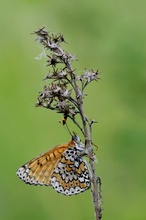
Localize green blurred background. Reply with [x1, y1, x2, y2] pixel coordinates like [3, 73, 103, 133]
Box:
[1, 0, 146, 219]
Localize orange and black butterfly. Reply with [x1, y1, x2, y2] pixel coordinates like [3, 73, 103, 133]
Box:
[16, 134, 91, 196]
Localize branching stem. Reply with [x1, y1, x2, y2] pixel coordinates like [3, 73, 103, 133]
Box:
[33, 27, 102, 220]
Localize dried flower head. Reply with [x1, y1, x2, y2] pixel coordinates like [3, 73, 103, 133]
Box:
[34, 27, 100, 130]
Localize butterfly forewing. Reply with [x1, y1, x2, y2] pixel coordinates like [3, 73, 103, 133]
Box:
[16, 144, 70, 186]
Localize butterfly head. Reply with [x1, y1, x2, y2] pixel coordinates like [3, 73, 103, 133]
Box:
[72, 133, 80, 142]
[72, 133, 85, 153]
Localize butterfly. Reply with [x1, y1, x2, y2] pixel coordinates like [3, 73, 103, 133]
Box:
[16, 134, 91, 196]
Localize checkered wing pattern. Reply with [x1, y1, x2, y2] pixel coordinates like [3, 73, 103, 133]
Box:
[51, 146, 91, 195]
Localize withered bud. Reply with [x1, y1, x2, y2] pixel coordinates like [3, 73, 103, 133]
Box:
[76, 69, 99, 82]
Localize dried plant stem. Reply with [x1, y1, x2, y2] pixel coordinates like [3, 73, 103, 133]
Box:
[33, 27, 102, 220]
[63, 57, 101, 220]
[75, 91, 100, 220]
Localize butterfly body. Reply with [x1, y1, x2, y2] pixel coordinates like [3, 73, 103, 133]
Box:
[16, 135, 91, 195]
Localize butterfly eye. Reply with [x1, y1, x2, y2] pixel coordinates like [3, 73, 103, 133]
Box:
[72, 133, 80, 143]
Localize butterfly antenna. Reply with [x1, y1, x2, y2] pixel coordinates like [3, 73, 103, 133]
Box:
[59, 112, 73, 138]
[59, 120, 72, 137]
[65, 122, 72, 137]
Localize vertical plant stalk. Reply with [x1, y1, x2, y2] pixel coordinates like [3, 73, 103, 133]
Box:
[67, 63, 101, 219]
[33, 27, 102, 220]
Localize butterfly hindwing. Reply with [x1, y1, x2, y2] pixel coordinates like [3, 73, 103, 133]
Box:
[50, 146, 91, 195]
